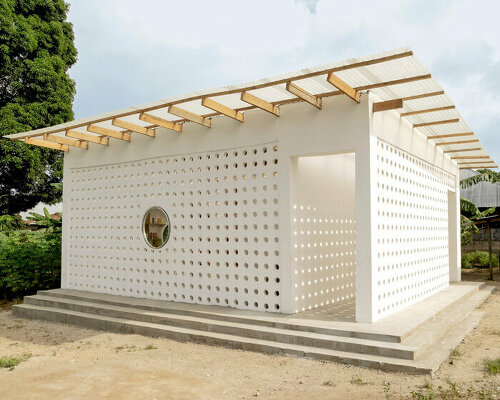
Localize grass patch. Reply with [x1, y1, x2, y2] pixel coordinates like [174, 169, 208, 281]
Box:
[483, 357, 500, 375]
[143, 344, 157, 350]
[0, 353, 32, 370]
[322, 380, 335, 387]
[410, 379, 497, 400]
[115, 345, 136, 352]
[350, 377, 370, 386]
[448, 347, 463, 364]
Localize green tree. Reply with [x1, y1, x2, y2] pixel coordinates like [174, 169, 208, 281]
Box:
[0, 0, 77, 214]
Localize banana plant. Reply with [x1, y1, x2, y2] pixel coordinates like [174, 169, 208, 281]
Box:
[27, 207, 62, 232]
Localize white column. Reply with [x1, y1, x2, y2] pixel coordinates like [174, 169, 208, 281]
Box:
[449, 174, 461, 282]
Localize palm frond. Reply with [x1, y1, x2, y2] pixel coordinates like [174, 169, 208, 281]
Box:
[460, 169, 500, 188]
[460, 197, 480, 215]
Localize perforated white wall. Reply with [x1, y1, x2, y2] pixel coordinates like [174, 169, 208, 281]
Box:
[374, 139, 455, 319]
[291, 154, 356, 313]
[66, 142, 282, 312]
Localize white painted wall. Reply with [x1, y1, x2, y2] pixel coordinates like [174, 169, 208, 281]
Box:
[290, 153, 356, 313]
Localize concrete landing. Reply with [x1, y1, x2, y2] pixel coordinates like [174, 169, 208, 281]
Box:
[12, 282, 495, 374]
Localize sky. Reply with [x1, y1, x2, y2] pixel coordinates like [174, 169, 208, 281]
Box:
[67, 0, 499, 169]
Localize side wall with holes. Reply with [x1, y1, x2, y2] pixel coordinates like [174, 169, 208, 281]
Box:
[368, 92, 461, 322]
[61, 94, 373, 315]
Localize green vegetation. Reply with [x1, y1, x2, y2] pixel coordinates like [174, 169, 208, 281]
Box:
[322, 380, 335, 386]
[0, 353, 32, 370]
[461, 251, 499, 269]
[483, 357, 500, 375]
[448, 347, 462, 364]
[349, 377, 371, 385]
[0, 229, 61, 299]
[410, 379, 496, 400]
[143, 344, 157, 350]
[0, 0, 77, 214]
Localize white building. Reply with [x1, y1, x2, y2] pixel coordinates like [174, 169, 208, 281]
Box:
[7, 48, 496, 323]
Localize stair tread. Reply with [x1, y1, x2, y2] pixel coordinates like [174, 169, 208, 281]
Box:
[25, 295, 417, 352]
[13, 303, 423, 368]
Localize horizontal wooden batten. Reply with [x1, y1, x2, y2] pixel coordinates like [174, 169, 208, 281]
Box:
[87, 124, 131, 141]
[427, 132, 474, 140]
[241, 92, 279, 116]
[443, 148, 481, 153]
[66, 130, 109, 146]
[139, 113, 182, 133]
[201, 98, 244, 122]
[112, 119, 155, 137]
[44, 134, 88, 149]
[168, 106, 211, 127]
[326, 73, 360, 102]
[25, 137, 68, 151]
[373, 98, 403, 112]
[414, 118, 459, 128]
[459, 165, 498, 169]
[286, 82, 322, 109]
[457, 161, 496, 165]
[401, 105, 455, 116]
[434, 139, 479, 146]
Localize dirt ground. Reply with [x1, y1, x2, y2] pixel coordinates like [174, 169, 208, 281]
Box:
[0, 292, 498, 399]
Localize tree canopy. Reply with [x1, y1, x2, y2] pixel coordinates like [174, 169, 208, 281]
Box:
[0, 0, 77, 214]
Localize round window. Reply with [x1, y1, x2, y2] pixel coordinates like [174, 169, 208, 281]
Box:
[142, 207, 170, 248]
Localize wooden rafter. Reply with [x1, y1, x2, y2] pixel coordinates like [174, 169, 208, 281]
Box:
[401, 90, 445, 101]
[168, 106, 211, 127]
[25, 137, 68, 151]
[66, 130, 109, 146]
[240, 92, 279, 116]
[139, 112, 182, 133]
[44, 134, 88, 149]
[87, 124, 131, 141]
[459, 165, 498, 169]
[201, 98, 244, 122]
[457, 161, 496, 165]
[326, 73, 360, 102]
[443, 148, 481, 153]
[286, 82, 322, 109]
[427, 132, 474, 140]
[112, 118, 155, 137]
[434, 139, 479, 146]
[414, 118, 459, 128]
[451, 156, 490, 160]
[373, 99, 403, 112]
[401, 105, 455, 116]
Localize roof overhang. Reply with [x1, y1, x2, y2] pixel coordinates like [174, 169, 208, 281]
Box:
[5, 47, 496, 169]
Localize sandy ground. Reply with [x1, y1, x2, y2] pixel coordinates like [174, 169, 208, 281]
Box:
[0, 293, 498, 399]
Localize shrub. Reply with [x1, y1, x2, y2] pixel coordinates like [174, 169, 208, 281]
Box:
[0, 230, 61, 300]
[461, 251, 499, 269]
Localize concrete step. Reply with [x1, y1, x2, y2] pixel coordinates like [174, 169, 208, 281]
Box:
[36, 289, 402, 343]
[22, 294, 417, 360]
[12, 303, 431, 374]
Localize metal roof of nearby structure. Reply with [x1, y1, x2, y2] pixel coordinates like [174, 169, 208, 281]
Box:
[460, 169, 500, 208]
[5, 47, 497, 169]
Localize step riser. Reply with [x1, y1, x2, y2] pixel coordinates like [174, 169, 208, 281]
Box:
[12, 305, 428, 374]
[36, 290, 401, 343]
[23, 297, 414, 360]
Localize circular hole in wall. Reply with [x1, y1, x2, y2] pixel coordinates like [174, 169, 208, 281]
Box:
[142, 206, 171, 249]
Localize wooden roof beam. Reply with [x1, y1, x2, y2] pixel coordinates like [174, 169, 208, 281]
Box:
[427, 132, 474, 140]
[44, 134, 88, 149]
[451, 156, 491, 160]
[401, 105, 455, 116]
[443, 148, 481, 153]
[457, 161, 496, 165]
[286, 82, 322, 109]
[201, 98, 244, 122]
[373, 99, 403, 112]
[168, 105, 211, 127]
[434, 139, 479, 146]
[139, 112, 182, 133]
[414, 118, 459, 128]
[66, 130, 109, 146]
[241, 92, 279, 116]
[87, 124, 131, 141]
[401, 90, 445, 101]
[460, 165, 498, 169]
[25, 137, 68, 151]
[326, 73, 360, 102]
[112, 118, 155, 137]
